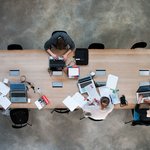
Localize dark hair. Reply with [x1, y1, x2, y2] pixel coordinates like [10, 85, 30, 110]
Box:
[56, 37, 65, 50]
[100, 96, 110, 109]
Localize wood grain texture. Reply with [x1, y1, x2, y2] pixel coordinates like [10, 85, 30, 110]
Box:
[0, 49, 149, 109]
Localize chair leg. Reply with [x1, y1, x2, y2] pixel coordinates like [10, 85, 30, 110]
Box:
[80, 116, 85, 120]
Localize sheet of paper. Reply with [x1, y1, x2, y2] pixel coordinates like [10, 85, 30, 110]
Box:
[72, 92, 87, 108]
[106, 74, 118, 90]
[85, 84, 100, 101]
[0, 96, 11, 110]
[63, 96, 78, 111]
[0, 82, 10, 96]
[98, 86, 111, 97]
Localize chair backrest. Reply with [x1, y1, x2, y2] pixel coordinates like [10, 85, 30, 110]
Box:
[88, 43, 105, 49]
[132, 104, 150, 126]
[51, 108, 70, 114]
[52, 31, 67, 36]
[7, 44, 23, 50]
[88, 117, 103, 121]
[10, 108, 29, 128]
[131, 42, 147, 49]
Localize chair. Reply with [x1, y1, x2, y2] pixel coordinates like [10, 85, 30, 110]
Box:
[125, 104, 150, 126]
[7, 44, 23, 50]
[88, 43, 105, 49]
[10, 108, 32, 128]
[52, 31, 67, 36]
[130, 42, 147, 49]
[51, 108, 70, 114]
[80, 112, 103, 121]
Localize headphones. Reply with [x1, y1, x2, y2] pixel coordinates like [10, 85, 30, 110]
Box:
[20, 75, 35, 93]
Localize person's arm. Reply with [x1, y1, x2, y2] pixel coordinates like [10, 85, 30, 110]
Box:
[62, 49, 73, 61]
[47, 49, 58, 59]
[44, 37, 58, 59]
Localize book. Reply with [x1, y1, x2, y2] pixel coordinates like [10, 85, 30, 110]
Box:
[67, 65, 80, 79]
[35, 95, 50, 110]
[63, 92, 87, 111]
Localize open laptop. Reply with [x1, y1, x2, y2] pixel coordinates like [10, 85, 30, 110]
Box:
[9, 83, 28, 103]
[77, 76, 95, 94]
[49, 56, 66, 71]
[136, 85, 150, 103]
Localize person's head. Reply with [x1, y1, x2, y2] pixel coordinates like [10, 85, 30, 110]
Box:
[100, 96, 110, 110]
[56, 37, 65, 50]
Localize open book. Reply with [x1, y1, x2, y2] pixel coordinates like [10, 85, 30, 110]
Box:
[63, 92, 87, 111]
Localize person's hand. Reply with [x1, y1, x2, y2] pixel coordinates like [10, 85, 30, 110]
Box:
[144, 99, 150, 104]
[51, 53, 58, 59]
[62, 54, 68, 61]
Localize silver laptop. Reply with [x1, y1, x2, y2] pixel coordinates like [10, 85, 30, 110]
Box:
[77, 76, 95, 94]
[136, 85, 150, 103]
[10, 83, 28, 103]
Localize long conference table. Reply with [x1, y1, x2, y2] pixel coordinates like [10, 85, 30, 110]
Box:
[0, 49, 150, 109]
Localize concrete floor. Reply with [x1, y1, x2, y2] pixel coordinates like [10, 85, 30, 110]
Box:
[0, 0, 150, 150]
[0, 109, 150, 150]
[0, 0, 150, 49]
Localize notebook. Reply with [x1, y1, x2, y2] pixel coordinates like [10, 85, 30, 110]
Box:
[9, 83, 28, 103]
[77, 76, 95, 94]
[49, 56, 66, 71]
[136, 85, 150, 104]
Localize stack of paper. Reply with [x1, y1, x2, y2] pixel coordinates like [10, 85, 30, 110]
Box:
[63, 92, 87, 111]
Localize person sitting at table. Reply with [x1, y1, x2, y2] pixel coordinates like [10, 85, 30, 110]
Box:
[82, 96, 114, 120]
[44, 31, 75, 61]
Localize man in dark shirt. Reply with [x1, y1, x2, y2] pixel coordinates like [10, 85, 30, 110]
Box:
[44, 31, 75, 60]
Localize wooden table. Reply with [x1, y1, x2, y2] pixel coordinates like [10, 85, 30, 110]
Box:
[0, 49, 149, 109]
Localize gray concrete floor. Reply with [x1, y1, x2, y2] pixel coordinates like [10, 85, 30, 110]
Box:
[0, 109, 150, 150]
[0, 0, 150, 49]
[0, 0, 150, 150]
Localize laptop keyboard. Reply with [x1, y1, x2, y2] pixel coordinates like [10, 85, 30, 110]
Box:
[80, 81, 92, 88]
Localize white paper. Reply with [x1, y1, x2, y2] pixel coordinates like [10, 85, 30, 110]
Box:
[0, 82, 10, 96]
[35, 100, 43, 110]
[99, 86, 111, 97]
[85, 84, 100, 101]
[63, 96, 78, 111]
[68, 68, 79, 77]
[106, 74, 118, 90]
[72, 92, 87, 108]
[63, 92, 87, 111]
[110, 93, 120, 104]
[0, 96, 11, 110]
